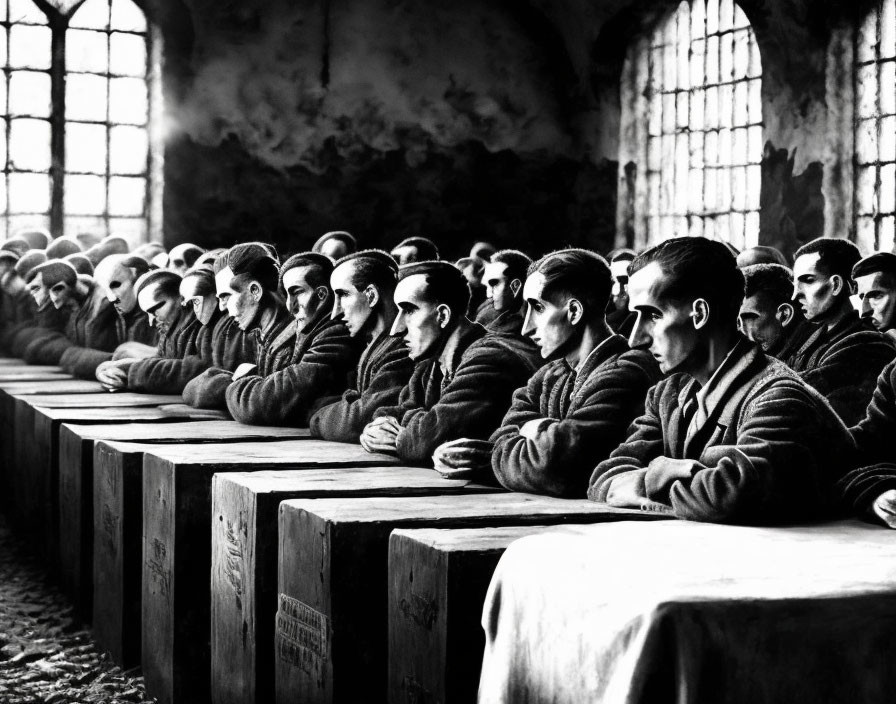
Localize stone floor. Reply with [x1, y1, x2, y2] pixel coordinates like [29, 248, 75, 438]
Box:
[0, 516, 153, 703]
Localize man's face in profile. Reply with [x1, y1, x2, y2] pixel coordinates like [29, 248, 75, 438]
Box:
[610, 259, 631, 313]
[627, 262, 700, 375]
[26, 272, 51, 311]
[391, 245, 420, 266]
[792, 253, 838, 323]
[856, 271, 896, 332]
[391, 274, 445, 361]
[739, 293, 790, 352]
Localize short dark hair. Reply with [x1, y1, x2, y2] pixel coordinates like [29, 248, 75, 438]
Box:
[227, 243, 281, 291]
[15, 250, 47, 279]
[86, 236, 129, 265]
[182, 268, 216, 297]
[63, 253, 94, 276]
[1, 238, 29, 258]
[192, 248, 227, 273]
[527, 248, 612, 316]
[470, 241, 496, 262]
[631, 237, 744, 324]
[794, 237, 861, 284]
[17, 228, 50, 250]
[490, 249, 532, 283]
[169, 243, 205, 269]
[280, 252, 333, 291]
[313, 231, 356, 254]
[455, 257, 484, 275]
[609, 248, 637, 264]
[394, 237, 439, 261]
[852, 252, 896, 287]
[742, 263, 794, 306]
[736, 245, 788, 268]
[136, 269, 182, 299]
[46, 236, 82, 260]
[27, 260, 77, 288]
[399, 261, 470, 321]
[335, 249, 398, 294]
[121, 255, 151, 279]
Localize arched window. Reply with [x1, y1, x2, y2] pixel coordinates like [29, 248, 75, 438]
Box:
[622, 0, 762, 249]
[855, 0, 896, 252]
[0, 0, 159, 243]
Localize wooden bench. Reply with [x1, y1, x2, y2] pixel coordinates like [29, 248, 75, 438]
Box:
[53, 421, 309, 627]
[211, 469, 499, 704]
[275, 495, 666, 704]
[388, 526, 580, 704]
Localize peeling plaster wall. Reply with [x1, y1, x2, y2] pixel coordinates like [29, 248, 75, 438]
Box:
[149, 0, 618, 256]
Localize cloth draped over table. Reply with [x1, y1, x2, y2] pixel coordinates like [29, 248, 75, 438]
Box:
[478, 520, 896, 704]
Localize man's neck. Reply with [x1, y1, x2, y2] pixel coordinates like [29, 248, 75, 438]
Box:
[366, 305, 395, 343]
[563, 319, 613, 369]
[820, 298, 855, 333]
[689, 328, 740, 386]
[72, 280, 90, 306]
[438, 318, 474, 370]
[256, 295, 279, 333]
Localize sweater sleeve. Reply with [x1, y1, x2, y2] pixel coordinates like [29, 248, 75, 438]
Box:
[125, 354, 209, 394]
[849, 359, 896, 466]
[394, 345, 533, 465]
[59, 346, 114, 379]
[309, 344, 414, 442]
[182, 367, 233, 409]
[492, 359, 653, 498]
[836, 463, 896, 523]
[22, 330, 72, 365]
[665, 382, 852, 524]
[225, 325, 356, 426]
[587, 381, 666, 502]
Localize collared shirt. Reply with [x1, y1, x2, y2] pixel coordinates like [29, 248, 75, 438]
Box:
[685, 339, 748, 446]
[573, 335, 618, 376]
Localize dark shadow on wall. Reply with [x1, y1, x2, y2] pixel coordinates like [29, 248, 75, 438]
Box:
[163, 134, 618, 258]
[760, 142, 825, 261]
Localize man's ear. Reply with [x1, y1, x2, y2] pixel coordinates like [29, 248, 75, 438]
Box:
[315, 286, 328, 301]
[776, 302, 795, 327]
[829, 274, 853, 297]
[566, 298, 584, 326]
[363, 284, 380, 308]
[248, 281, 262, 300]
[436, 303, 452, 329]
[509, 279, 522, 297]
[691, 299, 710, 330]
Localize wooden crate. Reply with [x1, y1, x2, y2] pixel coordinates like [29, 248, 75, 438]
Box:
[388, 526, 584, 704]
[211, 469, 499, 704]
[57, 421, 309, 624]
[141, 441, 401, 704]
[275, 495, 665, 704]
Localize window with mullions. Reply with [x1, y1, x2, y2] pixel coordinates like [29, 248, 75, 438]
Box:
[632, 0, 762, 248]
[855, 0, 896, 253]
[0, 0, 157, 242]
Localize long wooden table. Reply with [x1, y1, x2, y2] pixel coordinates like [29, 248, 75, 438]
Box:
[275, 495, 667, 704]
[139, 440, 402, 704]
[211, 469, 500, 704]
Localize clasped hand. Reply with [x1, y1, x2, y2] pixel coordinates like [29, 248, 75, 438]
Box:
[360, 416, 401, 453]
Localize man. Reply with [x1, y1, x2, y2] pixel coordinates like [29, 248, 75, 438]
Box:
[10, 251, 71, 360]
[93, 254, 158, 357]
[64, 253, 94, 276]
[22, 260, 119, 376]
[224, 252, 359, 425]
[739, 264, 814, 361]
[18, 228, 50, 251]
[390, 236, 439, 265]
[456, 256, 487, 317]
[309, 250, 415, 441]
[312, 231, 357, 261]
[588, 237, 854, 525]
[606, 249, 636, 336]
[788, 237, 896, 425]
[476, 249, 532, 334]
[45, 236, 82, 260]
[183, 243, 293, 409]
[361, 261, 541, 465]
[167, 243, 205, 276]
[85, 235, 129, 266]
[470, 241, 496, 263]
[853, 252, 896, 338]
[439, 249, 660, 497]
[0, 250, 45, 355]
[95, 270, 202, 391]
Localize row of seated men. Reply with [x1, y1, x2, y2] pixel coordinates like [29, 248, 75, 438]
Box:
[2, 228, 896, 530]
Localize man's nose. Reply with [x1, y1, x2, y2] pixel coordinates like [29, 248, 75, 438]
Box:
[791, 285, 801, 302]
[148, 313, 156, 328]
[330, 297, 342, 321]
[521, 306, 535, 337]
[390, 311, 407, 336]
[860, 297, 872, 317]
[629, 315, 651, 349]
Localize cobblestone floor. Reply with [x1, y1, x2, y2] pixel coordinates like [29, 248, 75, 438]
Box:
[0, 515, 153, 703]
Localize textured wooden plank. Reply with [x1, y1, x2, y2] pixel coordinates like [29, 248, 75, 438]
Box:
[275, 495, 666, 704]
[23, 392, 184, 408]
[157, 404, 231, 421]
[388, 527, 570, 704]
[0, 380, 104, 395]
[71, 421, 310, 443]
[211, 470, 499, 704]
[141, 441, 401, 704]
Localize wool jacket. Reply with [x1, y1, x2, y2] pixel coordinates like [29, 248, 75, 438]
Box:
[766, 318, 815, 365]
[225, 306, 359, 426]
[15, 305, 70, 362]
[123, 307, 204, 393]
[309, 330, 415, 442]
[490, 336, 661, 498]
[785, 310, 896, 426]
[850, 357, 896, 466]
[182, 300, 291, 410]
[588, 338, 855, 525]
[474, 300, 499, 327]
[54, 281, 121, 378]
[376, 323, 543, 465]
[486, 307, 525, 336]
[116, 306, 157, 348]
[162, 313, 257, 399]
